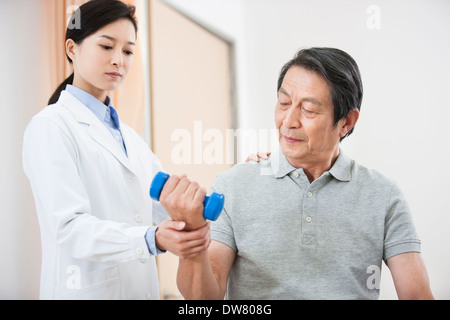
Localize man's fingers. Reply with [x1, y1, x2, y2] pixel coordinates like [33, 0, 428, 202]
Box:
[193, 187, 207, 207]
[159, 175, 181, 199]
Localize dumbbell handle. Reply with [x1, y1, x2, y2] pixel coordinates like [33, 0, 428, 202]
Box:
[149, 172, 224, 221]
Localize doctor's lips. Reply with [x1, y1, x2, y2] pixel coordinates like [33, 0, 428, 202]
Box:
[106, 72, 122, 79]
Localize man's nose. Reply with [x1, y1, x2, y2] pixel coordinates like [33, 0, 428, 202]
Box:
[283, 106, 301, 128]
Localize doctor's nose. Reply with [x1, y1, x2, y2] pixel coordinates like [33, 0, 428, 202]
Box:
[111, 49, 124, 68]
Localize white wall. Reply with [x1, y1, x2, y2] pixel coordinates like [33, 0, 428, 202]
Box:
[0, 0, 44, 299]
[165, 0, 450, 299]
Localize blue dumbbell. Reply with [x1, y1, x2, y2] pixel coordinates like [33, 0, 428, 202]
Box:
[149, 172, 224, 221]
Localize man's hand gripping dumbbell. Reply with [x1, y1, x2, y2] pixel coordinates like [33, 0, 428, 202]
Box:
[150, 172, 224, 231]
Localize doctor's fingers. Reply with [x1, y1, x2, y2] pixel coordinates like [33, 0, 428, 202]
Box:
[177, 230, 211, 259]
[174, 221, 210, 242]
[180, 237, 212, 260]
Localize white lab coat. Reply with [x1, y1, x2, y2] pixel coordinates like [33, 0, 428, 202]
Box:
[22, 90, 169, 300]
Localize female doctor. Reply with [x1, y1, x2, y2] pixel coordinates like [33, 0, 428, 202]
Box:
[22, 0, 210, 300]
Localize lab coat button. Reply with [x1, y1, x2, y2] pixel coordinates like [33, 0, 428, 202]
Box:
[146, 293, 152, 300]
[136, 247, 144, 255]
[139, 258, 147, 264]
[134, 214, 143, 223]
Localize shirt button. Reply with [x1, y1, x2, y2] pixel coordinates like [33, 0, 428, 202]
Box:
[306, 216, 312, 223]
[293, 172, 299, 178]
[308, 192, 313, 198]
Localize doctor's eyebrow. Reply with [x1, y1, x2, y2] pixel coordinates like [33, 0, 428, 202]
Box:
[98, 35, 135, 46]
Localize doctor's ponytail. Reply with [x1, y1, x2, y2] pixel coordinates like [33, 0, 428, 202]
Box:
[48, 73, 74, 105]
[47, 0, 137, 105]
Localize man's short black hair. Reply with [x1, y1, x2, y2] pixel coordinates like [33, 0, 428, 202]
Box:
[277, 47, 363, 141]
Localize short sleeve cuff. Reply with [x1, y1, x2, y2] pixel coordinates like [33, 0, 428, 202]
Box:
[211, 228, 237, 252]
[383, 240, 421, 261]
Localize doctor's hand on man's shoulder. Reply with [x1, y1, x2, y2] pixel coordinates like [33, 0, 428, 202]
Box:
[155, 220, 211, 259]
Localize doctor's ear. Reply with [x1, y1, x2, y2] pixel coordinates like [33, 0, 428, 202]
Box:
[65, 39, 77, 64]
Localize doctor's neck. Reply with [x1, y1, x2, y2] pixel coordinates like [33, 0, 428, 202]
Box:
[72, 76, 109, 105]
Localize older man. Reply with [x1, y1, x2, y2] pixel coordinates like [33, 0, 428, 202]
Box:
[160, 48, 433, 299]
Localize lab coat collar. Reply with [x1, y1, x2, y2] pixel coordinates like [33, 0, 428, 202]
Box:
[58, 90, 136, 175]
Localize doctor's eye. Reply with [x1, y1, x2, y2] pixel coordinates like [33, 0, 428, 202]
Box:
[100, 45, 113, 50]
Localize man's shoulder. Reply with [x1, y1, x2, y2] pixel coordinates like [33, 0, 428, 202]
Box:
[213, 158, 274, 192]
[351, 158, 395, 189]
[218, 159, 272, 180]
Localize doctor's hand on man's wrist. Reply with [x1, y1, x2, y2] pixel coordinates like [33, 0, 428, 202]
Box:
[154, 220, 211, 259]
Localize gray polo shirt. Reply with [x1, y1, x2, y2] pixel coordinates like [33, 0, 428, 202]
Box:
[210, 149, 421, 300]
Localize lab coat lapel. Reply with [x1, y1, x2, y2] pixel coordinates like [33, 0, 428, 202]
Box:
[59, 91, 136, 175]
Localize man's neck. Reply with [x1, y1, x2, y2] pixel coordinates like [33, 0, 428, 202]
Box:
[287, 146, 340, 183]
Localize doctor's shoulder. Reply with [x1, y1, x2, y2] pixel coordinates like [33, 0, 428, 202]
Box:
[24, 101, 77, 145]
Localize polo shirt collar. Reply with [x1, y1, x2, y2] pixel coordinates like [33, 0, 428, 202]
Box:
[273, 148, 297, 179]
[272, 147, 352, 182]
[328, 150, 352, 182]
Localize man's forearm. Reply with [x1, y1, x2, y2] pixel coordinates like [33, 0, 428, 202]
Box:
[177, 251, 222, 300]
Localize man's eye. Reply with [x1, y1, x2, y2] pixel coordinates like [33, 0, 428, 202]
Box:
[302, 108, 315, 115]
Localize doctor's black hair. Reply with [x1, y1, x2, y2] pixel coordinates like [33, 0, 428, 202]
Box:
[48, 0, 138, 105]
[277, 47, 363, 141]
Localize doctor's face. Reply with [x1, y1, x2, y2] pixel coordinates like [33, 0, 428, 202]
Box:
[66, 19, 136, 101]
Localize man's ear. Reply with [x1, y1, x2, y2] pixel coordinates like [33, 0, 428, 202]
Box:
[339, 109, 360, 138]
[65, 39, 76, 63]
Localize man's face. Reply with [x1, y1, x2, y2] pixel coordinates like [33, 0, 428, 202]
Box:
[275, 66, 343, 166]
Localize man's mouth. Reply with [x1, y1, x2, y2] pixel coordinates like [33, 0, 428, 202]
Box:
[282, 135, 303, 143]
